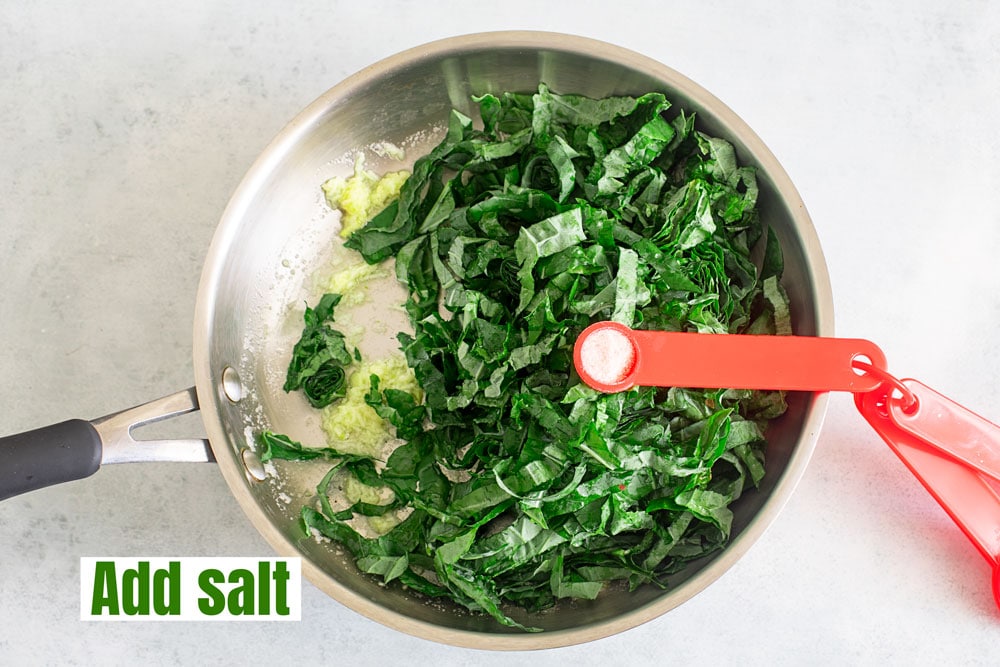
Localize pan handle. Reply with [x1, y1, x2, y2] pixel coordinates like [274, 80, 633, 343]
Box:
[0, 388, 214, 501]
[0, 419, 102, 501]
[92, 388, 214, 464]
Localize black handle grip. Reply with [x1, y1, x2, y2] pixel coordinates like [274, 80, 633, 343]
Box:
[0, 419, 102, 501]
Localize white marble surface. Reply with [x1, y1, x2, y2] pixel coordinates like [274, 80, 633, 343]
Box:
[2, 1, 999, 664]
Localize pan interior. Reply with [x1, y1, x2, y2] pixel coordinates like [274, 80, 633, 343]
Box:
[193, 32, 832, 648]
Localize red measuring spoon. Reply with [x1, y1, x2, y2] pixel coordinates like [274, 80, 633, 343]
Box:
[573, 321, 1000, 613]
[573, 320, 887, 394]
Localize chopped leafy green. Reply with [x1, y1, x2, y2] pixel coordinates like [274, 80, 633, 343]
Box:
[257, 430, 369, 464]
[293, 84, 790, 630]
[363, 374, 427, 441]
[283, 293, 355, 408]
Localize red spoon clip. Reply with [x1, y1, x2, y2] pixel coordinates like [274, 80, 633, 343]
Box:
[574, 321, 1000, 612]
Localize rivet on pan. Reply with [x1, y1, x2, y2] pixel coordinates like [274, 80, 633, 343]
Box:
[221, 366, 243, 403]
[241, 448, 267, 482]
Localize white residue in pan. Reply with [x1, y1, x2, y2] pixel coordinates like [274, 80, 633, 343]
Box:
[233, 124, 448, 535]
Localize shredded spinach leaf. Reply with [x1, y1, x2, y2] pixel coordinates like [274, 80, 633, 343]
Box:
[294, 84, 790, 630]
[283, 293, 355, 408]
[257, 431, 369, 464]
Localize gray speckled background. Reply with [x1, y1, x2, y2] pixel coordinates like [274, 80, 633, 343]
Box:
[3, 1, 1000, 664]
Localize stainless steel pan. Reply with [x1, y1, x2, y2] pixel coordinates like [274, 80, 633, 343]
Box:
[0, 31, 832, 649]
